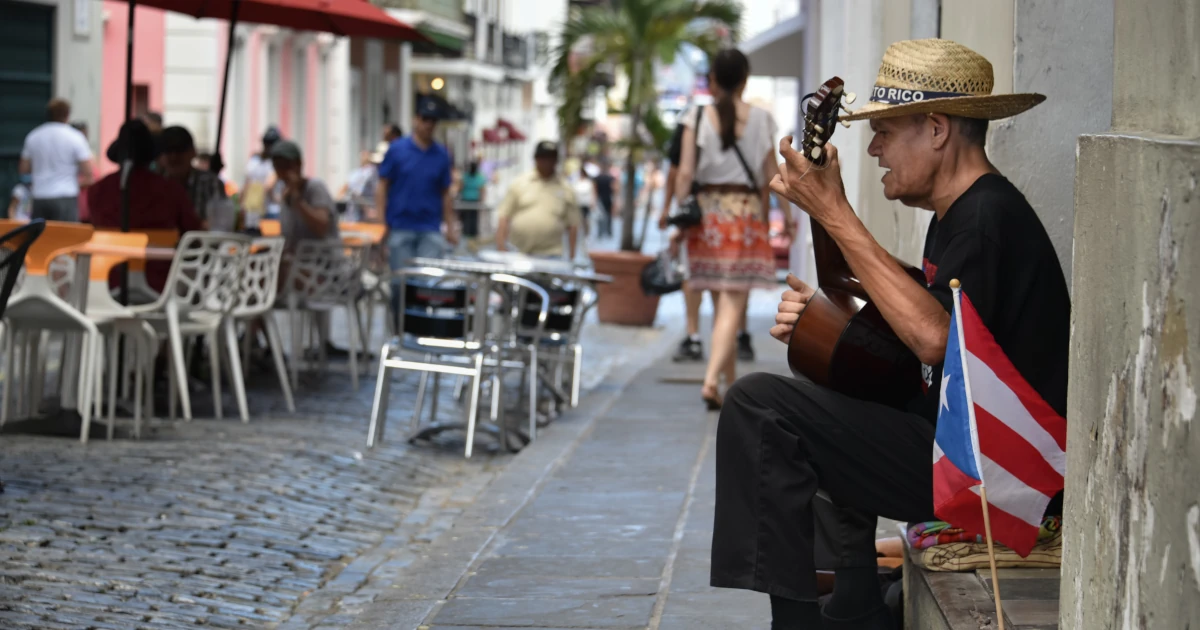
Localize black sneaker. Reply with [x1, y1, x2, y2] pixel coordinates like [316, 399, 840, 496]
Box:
[672, 337, 704, 362]
[737, 331, 755, 362]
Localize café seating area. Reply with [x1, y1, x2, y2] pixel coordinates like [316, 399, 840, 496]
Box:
[0, 219, 610, 458]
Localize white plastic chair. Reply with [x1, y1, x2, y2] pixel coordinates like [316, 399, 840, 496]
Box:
[279, 239, 368, 391]
[0, 221, 102, 442]
[127, 232, 252, 422]
[232, 237, 294, 413]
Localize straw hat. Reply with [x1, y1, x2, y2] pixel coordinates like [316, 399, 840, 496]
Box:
[842, 39, 1045, 122]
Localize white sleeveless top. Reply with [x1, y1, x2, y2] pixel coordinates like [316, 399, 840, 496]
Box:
[685, 104, 778, 188]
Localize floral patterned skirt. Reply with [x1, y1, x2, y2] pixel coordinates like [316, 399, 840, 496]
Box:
[685, 190, 777, 292]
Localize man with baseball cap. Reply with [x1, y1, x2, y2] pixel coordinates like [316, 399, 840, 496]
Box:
[710, 39, 1070, 629]
[377, 96, 459, 328]
[269, 139, 338, 247]
[494, 141, 580, 260]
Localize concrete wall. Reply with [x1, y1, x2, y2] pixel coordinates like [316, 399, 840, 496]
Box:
[989, 0, 1114, 284]
[1061, 1, 1200, 627]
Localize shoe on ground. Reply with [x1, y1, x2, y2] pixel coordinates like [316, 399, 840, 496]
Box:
[673, 337, 704, 362]
[737, 331, 755, 362]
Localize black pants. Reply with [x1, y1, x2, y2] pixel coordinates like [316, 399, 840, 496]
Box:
[710, 372, 937, 601]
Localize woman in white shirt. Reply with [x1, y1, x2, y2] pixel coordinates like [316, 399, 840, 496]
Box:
[675, 49, 782, 409]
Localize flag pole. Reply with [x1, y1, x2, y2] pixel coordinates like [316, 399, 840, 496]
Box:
[979, 486, 1006, 629]
[950, 278, 1005, 629]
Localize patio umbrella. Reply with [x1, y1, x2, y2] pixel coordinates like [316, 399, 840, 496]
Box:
[112, 0, 425, 233]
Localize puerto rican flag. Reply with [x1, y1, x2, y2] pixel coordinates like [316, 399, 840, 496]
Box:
[933, 286, 1068, 557]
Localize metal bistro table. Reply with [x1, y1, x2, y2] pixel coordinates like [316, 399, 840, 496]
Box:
[403, 255, 612, 449]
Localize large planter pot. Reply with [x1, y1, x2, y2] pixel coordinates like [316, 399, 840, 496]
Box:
[589, 250, 660, 327]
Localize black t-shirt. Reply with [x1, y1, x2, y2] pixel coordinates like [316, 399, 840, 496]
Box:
[913, 173, 1071, 423]
[593, 173, 615, 209]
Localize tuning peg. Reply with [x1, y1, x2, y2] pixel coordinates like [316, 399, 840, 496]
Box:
[815, 137, 826, 146]
[839, 119, 851, 129]
[843, 91, 857, 104]
[810, 146, 823, 161]
[813, 124, 825, 134]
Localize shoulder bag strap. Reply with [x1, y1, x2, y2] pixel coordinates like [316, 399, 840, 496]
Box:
[730, 140, 758, 190]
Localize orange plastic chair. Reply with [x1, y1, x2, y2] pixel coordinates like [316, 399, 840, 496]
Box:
[259, 219, 282, 237]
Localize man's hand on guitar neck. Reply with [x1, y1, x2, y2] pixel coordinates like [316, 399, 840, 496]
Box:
[770, 137, 853, 229]
[771, 273, 816, 344]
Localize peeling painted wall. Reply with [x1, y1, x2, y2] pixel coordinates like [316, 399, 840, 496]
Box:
[1063, 133, 1200, 629]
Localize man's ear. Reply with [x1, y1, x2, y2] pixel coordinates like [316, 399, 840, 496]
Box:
[928, 113, 952, 150]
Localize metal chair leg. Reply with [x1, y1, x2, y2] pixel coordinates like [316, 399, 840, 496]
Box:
[412, 356, 431, 433]
[463, 353, 485, 459]
[367, 344, 392, 448]
[571, 343, 583, 408]
[528, 344, 538, 442]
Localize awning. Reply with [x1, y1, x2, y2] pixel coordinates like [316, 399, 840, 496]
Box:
[741, 13, 805, 78]
[124, 0, 427, 42]
[482, 129, 502, 144]
[496, 119, 526, 142]
[408, 57, 507, 84]
[418, 27, 464, 51]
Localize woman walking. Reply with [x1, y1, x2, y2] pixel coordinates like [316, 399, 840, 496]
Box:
[675, 48, 781, 409]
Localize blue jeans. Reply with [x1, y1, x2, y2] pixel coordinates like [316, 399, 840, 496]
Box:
[387, 229, 448, 271]
[387, 229, 448, 333]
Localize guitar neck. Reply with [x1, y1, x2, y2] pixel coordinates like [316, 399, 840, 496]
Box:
[810, 219, 861, 294]
[810, 218, 927, 291]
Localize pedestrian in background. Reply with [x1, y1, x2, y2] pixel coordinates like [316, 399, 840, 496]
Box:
[19, 98, 93, 222]
[495, 141, 579, 260]
[160, 126, 229, 227]
[674, 48, 781, 409]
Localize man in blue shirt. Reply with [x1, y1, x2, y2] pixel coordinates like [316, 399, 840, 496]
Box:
[378, 96, 459, 266]
[378, 96, 459, 331]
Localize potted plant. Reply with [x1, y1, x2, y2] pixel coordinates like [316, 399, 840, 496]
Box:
[551, 0, 741, 326]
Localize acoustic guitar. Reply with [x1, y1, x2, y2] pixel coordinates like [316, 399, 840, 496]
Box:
[785, 77, 926, 408]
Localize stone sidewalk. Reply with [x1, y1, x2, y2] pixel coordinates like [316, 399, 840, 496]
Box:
[349, 320, 788, 630]
[0, 304, 682, 630]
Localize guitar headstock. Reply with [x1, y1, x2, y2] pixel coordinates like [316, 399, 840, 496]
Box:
[801, 77, 856, 166]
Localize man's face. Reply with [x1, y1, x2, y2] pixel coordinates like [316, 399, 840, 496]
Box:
[162, 148, 195, 179]
[535, 156, 557, 178]
[413, 116, 437, 141]
[867, 114, 939, 205]
[382, 125, 397, 143]
[272, 157, 301, 183]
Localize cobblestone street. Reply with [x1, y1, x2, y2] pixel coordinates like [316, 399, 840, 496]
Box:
[0, 306, 681, 630]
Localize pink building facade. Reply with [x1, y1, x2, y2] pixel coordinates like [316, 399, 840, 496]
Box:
[99, 10, 361, 189]
[99, 2, 165, 175]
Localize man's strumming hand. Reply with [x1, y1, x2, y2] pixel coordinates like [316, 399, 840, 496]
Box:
[770, 137, 852, 228]
[770, 273, 816, 344]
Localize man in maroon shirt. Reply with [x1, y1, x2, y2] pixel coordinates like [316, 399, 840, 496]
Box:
[89, 119, 205, 290]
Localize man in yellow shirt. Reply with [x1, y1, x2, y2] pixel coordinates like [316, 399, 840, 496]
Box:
[495, 141, 580, 259]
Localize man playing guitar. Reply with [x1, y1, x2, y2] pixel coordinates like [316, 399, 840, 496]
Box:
[709, 39, 1071, 629]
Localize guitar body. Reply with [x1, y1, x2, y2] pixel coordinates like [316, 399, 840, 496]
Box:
[786, 270, 926, 409]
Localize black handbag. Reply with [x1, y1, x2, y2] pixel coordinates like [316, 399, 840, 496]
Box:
[666, 106, 706, 229]
[668, 106, 761, 228]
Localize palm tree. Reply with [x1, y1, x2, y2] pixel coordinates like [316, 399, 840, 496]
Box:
[551, 0, 742, 252]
